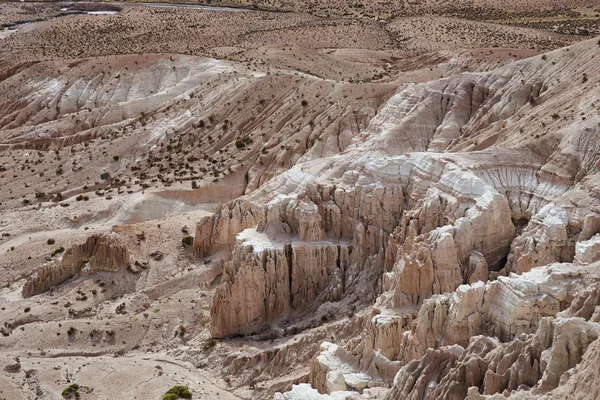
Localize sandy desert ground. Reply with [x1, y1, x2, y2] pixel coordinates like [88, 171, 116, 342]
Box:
[2, 1, 600, 399]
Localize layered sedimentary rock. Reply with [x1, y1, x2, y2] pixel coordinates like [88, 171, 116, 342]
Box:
[210, 226, 351, 338]
[188, 38, 600, 399]
[388, 316, 600, 400]
[22, 234, 130, 297]
[307, 263, 598, 397]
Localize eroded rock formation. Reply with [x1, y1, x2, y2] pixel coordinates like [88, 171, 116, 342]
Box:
[22, 234, 130, 297]
[193, 37, 600, 399]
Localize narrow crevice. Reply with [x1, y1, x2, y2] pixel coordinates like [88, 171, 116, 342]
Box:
[284, 243, 293, 310]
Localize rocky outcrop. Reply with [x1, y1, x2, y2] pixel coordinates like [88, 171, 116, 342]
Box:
[307, 263, 599, 398]
[193, 200, 262, 260]
[22, 234, 130, 297]
[388, 316, 600, 400]
[212, 38, 600, 399]
[210, 226, 351, 338]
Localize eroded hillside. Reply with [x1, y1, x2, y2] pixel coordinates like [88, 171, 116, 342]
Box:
[1, 2, 600, 400]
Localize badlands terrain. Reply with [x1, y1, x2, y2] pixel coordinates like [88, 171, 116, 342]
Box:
[2, 0, 600, 399]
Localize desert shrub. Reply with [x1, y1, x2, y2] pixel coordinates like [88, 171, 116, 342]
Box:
[113, 155, 120, 162]
[163, 386, 192, 399]
[51, 247, 65, 257]
[182, 236, 194, 246]
[235, 136, 252, 149]
[61, 384, 79, 399]
[47, 238, 55, 245]
[67, 327, 76, 336]
[203, 338, 217, 350]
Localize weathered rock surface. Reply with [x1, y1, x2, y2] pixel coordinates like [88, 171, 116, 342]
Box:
[22, 234, 130, 297]
[199, 37, 600, 400]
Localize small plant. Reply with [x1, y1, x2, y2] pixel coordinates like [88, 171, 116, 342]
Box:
[301, 99, 308, 107]
[178, 325, 186, 337]
[67, 327, 76, 336]
[61, 383, 79, 399]
[182, 235, 194, 246]
[541, 54, 547, 61]
[112, 155, 120, 162]
[235, 135, 252, 149]
[203, 338, 217, 351]
[162, 386, 192, 400]
[47, 238, 55, 245]
[51, 247, 65, 257]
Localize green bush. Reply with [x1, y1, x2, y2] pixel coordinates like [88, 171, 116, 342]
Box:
[51, 247, 65, 257]
[182, 236, 194, 246]
[61, 384, 80, 399]
[113, 155, 120, 162]
[47, 238, 55, 245]
[163, 386, 192, 399]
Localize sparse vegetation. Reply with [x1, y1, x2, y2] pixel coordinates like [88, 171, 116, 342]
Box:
[51, 247, 65, 257]
[61, 384, 80, 399]
[182, 235, 194, 246]
[203, 338, 217, 350]
[162, 386, 192, 400]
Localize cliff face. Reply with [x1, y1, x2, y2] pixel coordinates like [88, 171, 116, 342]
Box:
[22, 234, 130, 297]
